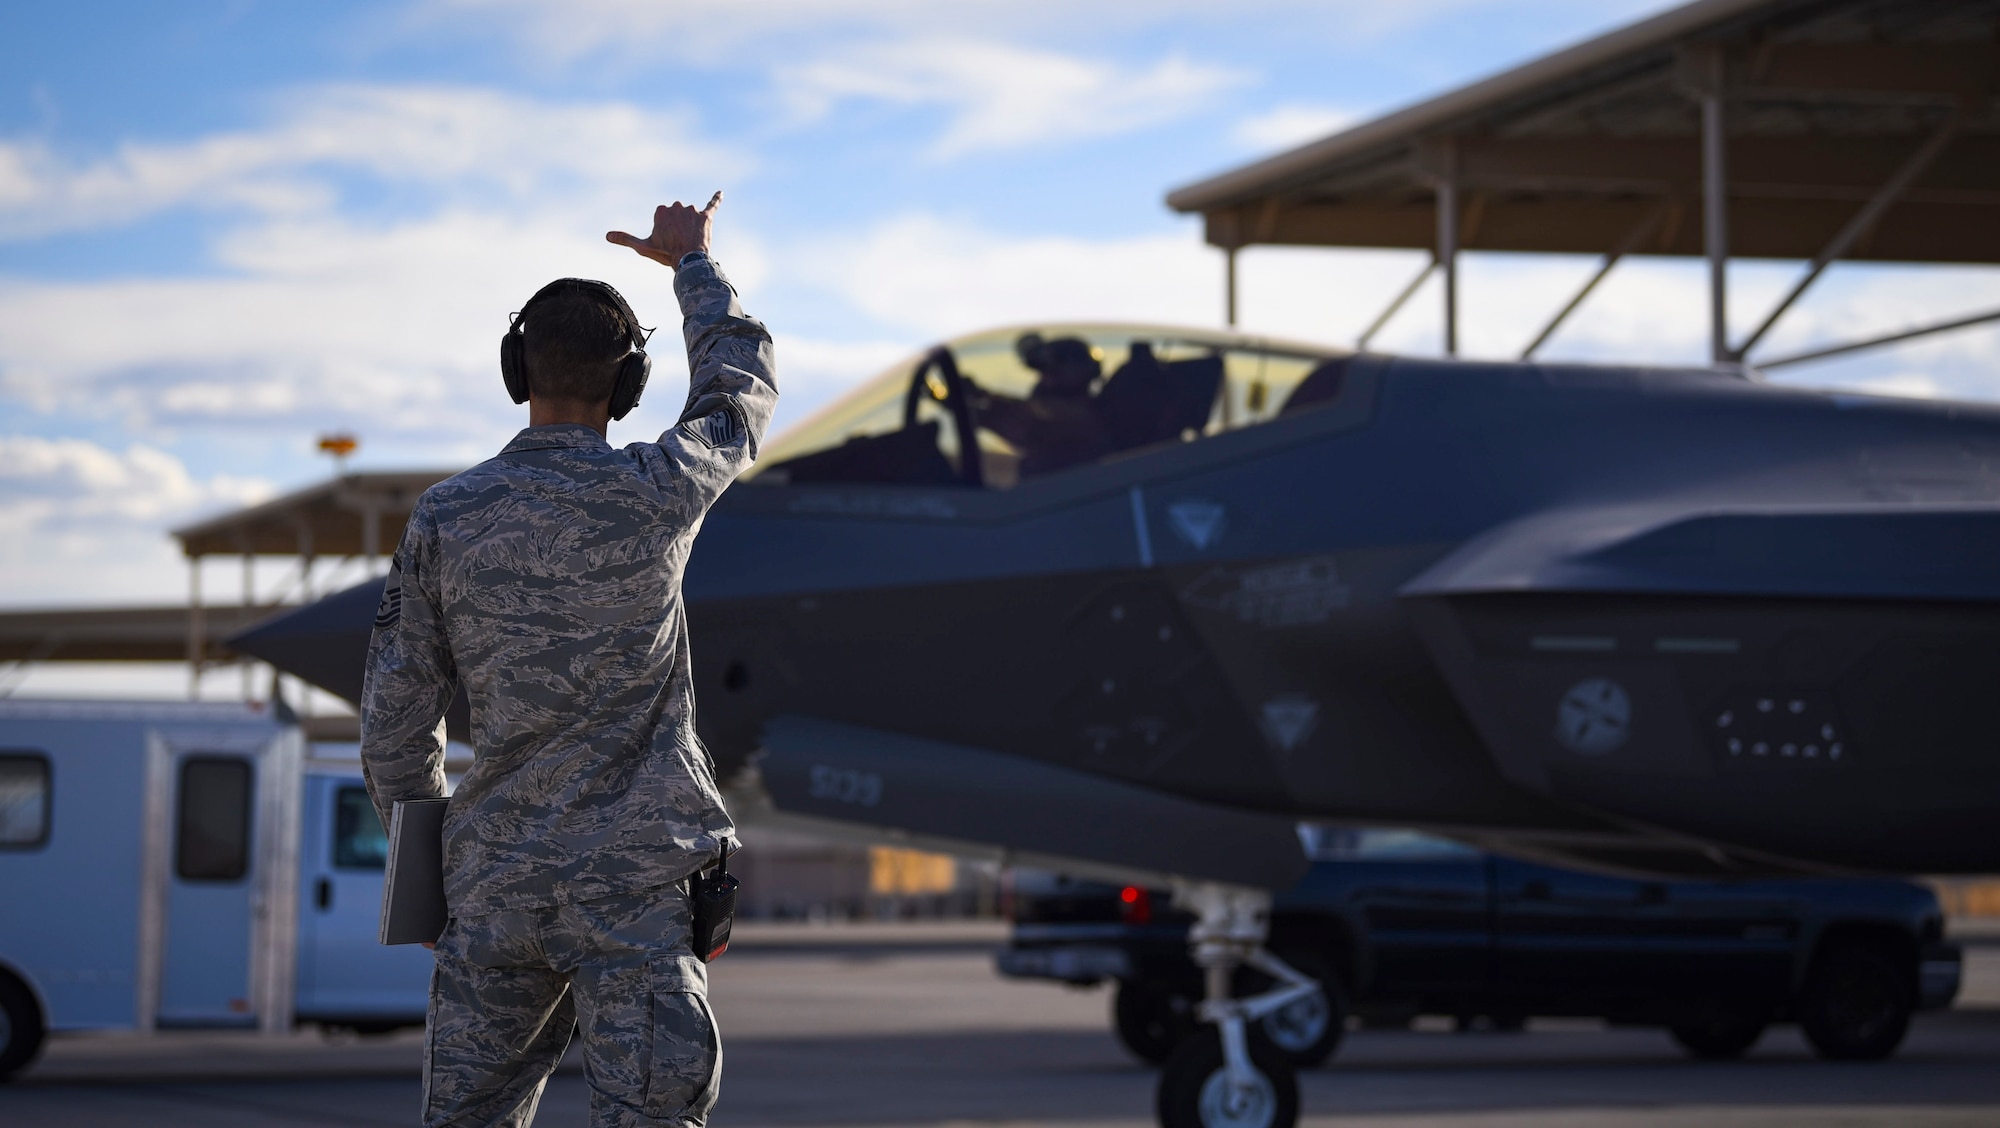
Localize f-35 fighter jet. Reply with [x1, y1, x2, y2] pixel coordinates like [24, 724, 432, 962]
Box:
[238, 321, 2000, 884]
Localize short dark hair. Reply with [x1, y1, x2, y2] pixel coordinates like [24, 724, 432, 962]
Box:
[521, 286, 633, 402]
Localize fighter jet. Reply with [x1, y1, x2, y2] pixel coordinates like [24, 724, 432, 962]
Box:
[237, 320, 2000, 881]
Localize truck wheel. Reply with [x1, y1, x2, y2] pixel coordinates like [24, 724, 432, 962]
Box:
[1799, 942, 1913, 1061]
[0, 973, 46, 1081]
[1669, 1002, 1766, 1060]
[1116, 978, 1199, 1065]
[1156, 1026, 1298, 1128]
[1254, 956, 1346, 1068]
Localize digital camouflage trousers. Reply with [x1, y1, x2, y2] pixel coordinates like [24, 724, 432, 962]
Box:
[423, 884, 721, 1128]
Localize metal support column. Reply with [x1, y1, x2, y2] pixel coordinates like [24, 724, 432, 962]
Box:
[187, 555, 204, 700]
[294, 524, 315, 604]
[1700, 48, 1729, 365]
[242, 552, 255, 700]
[1225, 246, 1239, 328]
[1436, 137, 1460, 357]
[294, 524, 314, 718]
[1736, 112, 1963, 359]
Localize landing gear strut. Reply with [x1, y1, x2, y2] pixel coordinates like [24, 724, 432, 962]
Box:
[1155, 883, 1311, 1128]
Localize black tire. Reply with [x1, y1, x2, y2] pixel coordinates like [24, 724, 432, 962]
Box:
[1798, 942, 1913, 1062]
[1115, 978, 1200, 1065]
[1250, 953, 1346, 1068]
[1156, 1026, 1299, 1128]
[0, 973, 46, 1081]
[1669, 1002, 1767, 1060]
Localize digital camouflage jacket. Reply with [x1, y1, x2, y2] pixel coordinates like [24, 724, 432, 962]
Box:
[360, 255, 776, 916]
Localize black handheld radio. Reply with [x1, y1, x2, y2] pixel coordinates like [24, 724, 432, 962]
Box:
[690, 843, 740, 963]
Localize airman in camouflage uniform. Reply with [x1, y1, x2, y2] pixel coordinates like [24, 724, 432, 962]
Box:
[361, 194, 774, 1127]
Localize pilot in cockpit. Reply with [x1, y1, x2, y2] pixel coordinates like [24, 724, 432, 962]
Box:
[965, 333, 1111, 478]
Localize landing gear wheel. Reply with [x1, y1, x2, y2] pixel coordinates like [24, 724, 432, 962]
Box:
[1799, 943, 1913, 1061]
[1116, 978, 1200, 1065]
[1245, 954, 1345, 1068]
[0, 974, 46, 1080]
[1156, 1027, 1298, 1128]
[1669, 1002, 1767, 1060]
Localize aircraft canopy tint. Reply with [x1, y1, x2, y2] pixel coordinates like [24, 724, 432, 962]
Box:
[749, 324, 1346, 489]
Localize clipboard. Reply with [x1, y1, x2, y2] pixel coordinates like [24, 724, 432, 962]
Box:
[378, 797, 450, 945]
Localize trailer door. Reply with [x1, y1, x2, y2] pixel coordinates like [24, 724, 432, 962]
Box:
[157, 754, 258, 1025]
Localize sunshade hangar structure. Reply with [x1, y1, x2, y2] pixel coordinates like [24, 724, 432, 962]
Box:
[1170, 0, 2000, 369]
[0, 471, 448, 735]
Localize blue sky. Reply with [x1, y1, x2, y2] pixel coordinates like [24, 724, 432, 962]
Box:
[4, 0, 2000, 627]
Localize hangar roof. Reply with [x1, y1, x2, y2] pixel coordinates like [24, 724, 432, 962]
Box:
[0, 603, 284, 664]
[172, 469, 455, 558]
[1167, 0, 2000, 263]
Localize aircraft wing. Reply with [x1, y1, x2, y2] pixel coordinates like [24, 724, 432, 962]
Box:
[1404, 503, 2000, 602]
[1403, 503, 2000, 873]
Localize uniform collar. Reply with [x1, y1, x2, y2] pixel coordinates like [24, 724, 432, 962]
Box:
[500, 423, 613, 455]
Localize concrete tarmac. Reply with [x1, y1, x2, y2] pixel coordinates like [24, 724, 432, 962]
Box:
[5, 920, 1999, 1127]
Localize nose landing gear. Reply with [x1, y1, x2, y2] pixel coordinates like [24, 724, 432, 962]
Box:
[1155, 883, 1312, 1128]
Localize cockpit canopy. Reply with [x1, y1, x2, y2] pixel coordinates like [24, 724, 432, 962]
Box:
[750, 323, 1348, 489]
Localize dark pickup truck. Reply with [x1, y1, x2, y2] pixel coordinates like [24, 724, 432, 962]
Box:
[998, 829, 1960, 1068]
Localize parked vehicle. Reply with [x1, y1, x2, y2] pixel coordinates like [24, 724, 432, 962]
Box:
[295, 764, 435, 1033]
[0, 701, 431, 1079]
[999, 829, 1961, 1068]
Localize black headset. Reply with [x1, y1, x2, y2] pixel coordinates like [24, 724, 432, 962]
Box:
[500, 278, 653, 421]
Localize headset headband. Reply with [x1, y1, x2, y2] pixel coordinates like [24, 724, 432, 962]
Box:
[510, 277, 652, 352]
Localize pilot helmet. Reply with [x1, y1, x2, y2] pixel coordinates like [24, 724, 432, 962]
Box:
[1016, 333, 1102, 389]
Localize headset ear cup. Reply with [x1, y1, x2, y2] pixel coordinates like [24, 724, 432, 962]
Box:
[608, 351, 651, 420]
[501, 332, 530, 404]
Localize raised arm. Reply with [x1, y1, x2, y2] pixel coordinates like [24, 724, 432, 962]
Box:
[607, 194, 778, 509]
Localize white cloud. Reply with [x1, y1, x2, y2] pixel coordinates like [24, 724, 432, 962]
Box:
[0, 83, 752, 457]
[0, 436, 269, 523]
[778, 40, 1245, 158]
[1232, 103, 1361, 152]
[0, 436, 273, 604]
[795, 213, 1224, 339]
[0, 212, 691, 451]
[0, 84, 745, 241]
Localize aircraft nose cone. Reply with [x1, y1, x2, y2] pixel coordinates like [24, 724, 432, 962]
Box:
[228, 576, 386, 708]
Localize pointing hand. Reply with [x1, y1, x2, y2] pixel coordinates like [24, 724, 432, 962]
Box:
[607, 192, 722, 270]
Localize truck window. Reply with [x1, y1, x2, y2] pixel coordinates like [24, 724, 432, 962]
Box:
[333, 785, 389, 869]
[0, 752, 50, 848]
[176, 756, 252, 882]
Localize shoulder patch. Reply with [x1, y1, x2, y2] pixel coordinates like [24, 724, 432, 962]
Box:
[374, 555, 404, 630]
[679, 405, 743, 449]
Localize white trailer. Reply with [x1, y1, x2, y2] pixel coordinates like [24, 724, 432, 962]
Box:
[0, 700, 431, 1078]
